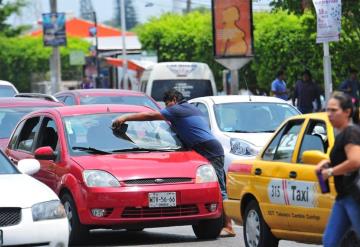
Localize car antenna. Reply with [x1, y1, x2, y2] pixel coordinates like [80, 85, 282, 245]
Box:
[242, 71, 252, 102]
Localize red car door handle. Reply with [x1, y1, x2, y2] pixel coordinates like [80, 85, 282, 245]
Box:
[9, 157, 18, 164]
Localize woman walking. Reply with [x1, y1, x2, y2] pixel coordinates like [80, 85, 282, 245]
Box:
[316, 91, 360, 246]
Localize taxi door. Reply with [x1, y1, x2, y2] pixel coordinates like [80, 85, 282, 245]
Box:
[283, 119, 336, 234]
[253, 119, 307, 231]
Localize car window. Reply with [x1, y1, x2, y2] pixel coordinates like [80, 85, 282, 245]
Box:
[35, 117, 59, 151]
[0, 85, 17, 97]
[16, 117, 41, 152]
[194, 102, 211, 128]
[8, 120, 25, 150]
[0, 151, 18, 174]
[297, 120, 328, 163]
[214, 102, 299, 133]
[263, 119, 304, 162]
[79, 95, 160, 110]
[56, 96, 65, 103]
[64, 96, 75, 105]
[63, 113, 183, 156]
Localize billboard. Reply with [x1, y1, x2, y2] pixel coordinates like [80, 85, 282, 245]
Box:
[42, 12, 67, 47]
[212, 0, 254, 58]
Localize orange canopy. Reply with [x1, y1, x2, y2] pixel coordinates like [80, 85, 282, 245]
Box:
[105, 57, 144, 72]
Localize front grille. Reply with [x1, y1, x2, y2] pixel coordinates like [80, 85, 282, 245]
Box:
[122, 205, 199, 218]
[124, 178, 192, 185]
[0, 208, 21, 227]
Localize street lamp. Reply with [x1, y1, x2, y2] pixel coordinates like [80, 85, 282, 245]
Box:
[87, 11, 101, 88]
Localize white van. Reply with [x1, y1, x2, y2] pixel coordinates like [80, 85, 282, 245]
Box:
[140, 62, 217, 102]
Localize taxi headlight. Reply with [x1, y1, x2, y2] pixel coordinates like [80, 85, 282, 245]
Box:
[196, 165, 218, 183]
[230, 138, 258, 156]
[32, 200, 66, 221]
[83, 170, 120, 187]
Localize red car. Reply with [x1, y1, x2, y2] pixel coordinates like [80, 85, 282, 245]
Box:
[54, 89, 161, 110]
[5, 105, 223, 244]
[0, 97, 63, 150]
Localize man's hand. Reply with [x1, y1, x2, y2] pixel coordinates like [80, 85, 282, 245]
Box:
[112, 116, 127, 129]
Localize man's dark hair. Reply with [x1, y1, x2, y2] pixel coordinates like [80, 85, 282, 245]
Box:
[276, 69, 285, 78]
[302, 69, 312, 78]
[163, 89, 184, 102]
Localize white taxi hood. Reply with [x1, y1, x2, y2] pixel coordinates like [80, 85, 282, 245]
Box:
[0, 174, 59, 208]
[223, 132, 273, 147]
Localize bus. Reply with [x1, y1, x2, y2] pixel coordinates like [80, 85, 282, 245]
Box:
[140, 62, 217, 103]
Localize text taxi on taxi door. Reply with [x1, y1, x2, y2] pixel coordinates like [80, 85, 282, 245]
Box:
[224, 112, 343, 247]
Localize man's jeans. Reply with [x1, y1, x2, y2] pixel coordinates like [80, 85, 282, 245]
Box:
[208, 155, 227, 200]
[323, 195, 360, 247]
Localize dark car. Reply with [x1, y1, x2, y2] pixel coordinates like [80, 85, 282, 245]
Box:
[0, 97, 64, 150]
[54, 89, 161, 110]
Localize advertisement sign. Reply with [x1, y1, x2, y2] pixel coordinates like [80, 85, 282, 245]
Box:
[42, 12, 67, 46]
[69, 51, 85, 65]
[312, 0, 341, 43]
[212, 0, 254, 58]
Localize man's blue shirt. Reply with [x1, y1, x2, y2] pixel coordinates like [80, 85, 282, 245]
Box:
[271, 78, 288, 100]
[160, 101, 223, 158]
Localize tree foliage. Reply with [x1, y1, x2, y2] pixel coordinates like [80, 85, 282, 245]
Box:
[136, 11, 224, 89]
[0, 0, 27, 37]
[0, 37, 90, 92]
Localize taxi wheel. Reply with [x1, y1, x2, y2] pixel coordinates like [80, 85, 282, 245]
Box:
[244, 200, 278, 247]
[192, 214, 223, 239]
[61, 193, 90, 244]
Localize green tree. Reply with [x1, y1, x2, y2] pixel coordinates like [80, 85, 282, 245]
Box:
[136, 11, 225, 90]
[0, 36, 90, 92]
[0, 0, 27, 36]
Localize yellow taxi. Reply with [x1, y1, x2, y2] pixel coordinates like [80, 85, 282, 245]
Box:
[224, 112, 338, 246]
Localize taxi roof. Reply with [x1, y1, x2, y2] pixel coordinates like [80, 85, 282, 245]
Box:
[0, 97, 64, 107]
[51, 104, 155, 117]
[287, 112, 329, 121]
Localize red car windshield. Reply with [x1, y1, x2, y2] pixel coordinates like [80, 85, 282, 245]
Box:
[79, 95, 160, 110]
[63, 113, 183, 155]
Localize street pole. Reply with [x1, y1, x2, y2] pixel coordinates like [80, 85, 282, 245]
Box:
[120, 0, 128, 89]
[49, 0, 61, 93]
[92, 11, 101, 88]
[323, 42, 333, 101]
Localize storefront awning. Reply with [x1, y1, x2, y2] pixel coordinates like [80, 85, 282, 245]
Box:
[105, 57, 145, 72]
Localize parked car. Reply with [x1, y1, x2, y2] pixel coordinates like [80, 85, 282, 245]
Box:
[5, 104, 223, 244]
[0, 80, 19, 97]
[223, 112, 356, 246]
[54, 89, 161, 110]
[0, 97, 64, 150]
[0, 153, 69, 246]
[189, 95, 300, 170]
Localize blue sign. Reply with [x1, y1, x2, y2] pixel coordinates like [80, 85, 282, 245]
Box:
[42, 12, 67, 46]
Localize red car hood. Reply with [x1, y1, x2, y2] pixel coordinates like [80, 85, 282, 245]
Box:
[71, 151, 209, 180]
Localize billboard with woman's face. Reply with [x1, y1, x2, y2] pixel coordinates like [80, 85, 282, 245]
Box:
[212, 0, 254, 58]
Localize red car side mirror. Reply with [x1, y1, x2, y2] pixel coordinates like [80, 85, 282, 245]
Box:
[34, 146, 57, 161]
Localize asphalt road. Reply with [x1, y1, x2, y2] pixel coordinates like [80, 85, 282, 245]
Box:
[75, 225, 322, 247]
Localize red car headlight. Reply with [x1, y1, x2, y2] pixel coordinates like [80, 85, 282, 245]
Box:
[83, 170, 120, 187]
[195, 165, 218, 183]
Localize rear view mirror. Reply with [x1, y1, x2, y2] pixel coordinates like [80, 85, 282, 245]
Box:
[302, 150, 328, 165]
[34, 146, 57, 160]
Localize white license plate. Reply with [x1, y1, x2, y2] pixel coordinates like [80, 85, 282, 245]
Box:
[0, 229, 3, 246]
[148, 192, 176, 208]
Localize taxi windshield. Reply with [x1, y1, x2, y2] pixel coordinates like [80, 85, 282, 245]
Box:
[214, 102, 299, 133]
[63, 113, 183, 156]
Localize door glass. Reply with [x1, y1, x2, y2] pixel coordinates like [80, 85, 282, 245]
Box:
[195, 102, 210, 127]
[64, 96, 75, 105]
[263, 120, 304, 162]
[16, 117, 41, 152]
[36, 117, 59, 151]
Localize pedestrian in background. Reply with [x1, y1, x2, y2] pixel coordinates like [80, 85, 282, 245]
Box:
[292, 69, 322, 113]
[315, 91, 360, 247]
[80, 76, 94, 89]
[271, 69, 288, 100]
[339, 67, 360, 107]
[112, 89, 235, 237]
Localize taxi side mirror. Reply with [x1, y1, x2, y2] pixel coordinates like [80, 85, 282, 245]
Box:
[302, 150, 328, 165]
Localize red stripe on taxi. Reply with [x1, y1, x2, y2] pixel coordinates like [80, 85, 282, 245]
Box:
[228, 164, 253, 174]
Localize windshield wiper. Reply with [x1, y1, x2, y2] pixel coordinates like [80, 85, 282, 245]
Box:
[72, 146, 111, 154]
[112, 147, 182, 153]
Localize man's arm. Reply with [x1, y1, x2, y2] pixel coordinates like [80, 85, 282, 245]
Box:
[112, 112, 166, 128]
